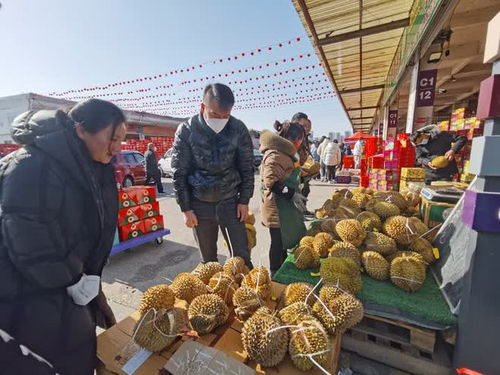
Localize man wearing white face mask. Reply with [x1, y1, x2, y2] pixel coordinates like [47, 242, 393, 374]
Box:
[171, 83, 255, 268]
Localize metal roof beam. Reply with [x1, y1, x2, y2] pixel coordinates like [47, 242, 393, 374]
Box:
[347, 106, 378, 111]
[339, 84, 385, 94]
[350, 116, 374, 120]
[318, 18, 410, 46]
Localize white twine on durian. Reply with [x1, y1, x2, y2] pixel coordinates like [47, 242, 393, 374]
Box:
[305, 278, 322, 305]
[265, 324, 302, 335]
[161, 276, 174, 283]
[223, 226, 238, 277]
[405, 217, 415, 243]
[293, 246, 308, 265]
[132, 308, 180, 343]
[391, 276, 423, 284]
[415, 223, 442, 242]
[331, 277, 353, 297]
[312, 293, 338, 321]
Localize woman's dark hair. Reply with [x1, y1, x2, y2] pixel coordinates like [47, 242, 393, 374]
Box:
[273, 120, 304, 142]
[68, 99, 126, 134]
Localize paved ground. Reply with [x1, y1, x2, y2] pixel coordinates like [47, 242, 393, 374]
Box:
[101, 176, 337, 322]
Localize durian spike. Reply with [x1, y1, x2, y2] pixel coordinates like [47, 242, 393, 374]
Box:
[305, 278, 322, 306]
[312, 293, 338, 321]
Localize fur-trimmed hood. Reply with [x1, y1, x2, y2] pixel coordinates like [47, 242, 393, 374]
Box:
[259, 130, 296, 158]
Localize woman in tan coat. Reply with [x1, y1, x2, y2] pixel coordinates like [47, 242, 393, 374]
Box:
[260, 121, 307, 274]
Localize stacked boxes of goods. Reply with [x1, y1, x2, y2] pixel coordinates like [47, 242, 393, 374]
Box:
[368, 169, 400, 191]
[438, 121, 450, 131]
[150, 136, 175, 159]
[400, 168, 426, 190]
[376, 135, 416, 191]
[450, 108, 470, 131]
[460, 160, 475, 183]
[117, 186, 165, 242]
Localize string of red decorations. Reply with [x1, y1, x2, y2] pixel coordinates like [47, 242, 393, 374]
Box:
[48, 37, 308, 96]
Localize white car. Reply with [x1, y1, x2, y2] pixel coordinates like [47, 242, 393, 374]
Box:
[158, 149, 174, 177]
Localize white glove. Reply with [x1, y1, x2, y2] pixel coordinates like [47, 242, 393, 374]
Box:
[67, 274, 100, 306]
[292, 192, 308, 213]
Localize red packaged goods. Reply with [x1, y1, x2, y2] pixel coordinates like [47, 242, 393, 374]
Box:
[121, 186, 156, 205]
[118, 190, 137, 208]
[119, 221, 145, 241]
[368, 155, 384, 169]
[343, 155, 354, 169]
[360, 175, 369, 187]
[118, 206, 142, 225]
[143, 216, 164, 233]
[139, 201, 160, 219]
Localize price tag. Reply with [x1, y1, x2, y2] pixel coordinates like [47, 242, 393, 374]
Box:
[433, 247, 440, 260]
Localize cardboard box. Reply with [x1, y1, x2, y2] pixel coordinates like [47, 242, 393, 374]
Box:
[118, 190, 136, 209]
[138, 201, 160, 220]
[118, 221, 145, 242]
[142, 216, 164, 233]
[118, 206, 143, 226]
[122, 186, 156, 205]
[400, 167, 426, 180]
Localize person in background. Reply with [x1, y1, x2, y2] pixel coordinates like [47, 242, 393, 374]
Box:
[344, 142, 352, 155]
[322, 139, 342, 183]
[260, 121, 307, 275]
[171, 83, 254, 268]
[144, 142, 164, 194]
[0, 99, 126, 374]
[338, 142, 346, 170]
[353, 137, 364, 169]
[310, 140, 319, 162]
[317, 136, 329, 182]
[410, 125, 467, 184]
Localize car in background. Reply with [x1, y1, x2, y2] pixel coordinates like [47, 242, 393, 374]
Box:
[113, 151, 147, 188]
[253, 149, 263, 167]
[158, 149, 174, 177]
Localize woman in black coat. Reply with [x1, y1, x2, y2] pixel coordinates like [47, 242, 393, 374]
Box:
[0, 99, 127, 374]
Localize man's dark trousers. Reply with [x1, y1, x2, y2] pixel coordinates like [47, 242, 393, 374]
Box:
[146, 169, 164, 193]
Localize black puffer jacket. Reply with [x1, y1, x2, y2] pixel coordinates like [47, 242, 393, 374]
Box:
[0, 110, 118, 374]
[171, 114, 254, 212]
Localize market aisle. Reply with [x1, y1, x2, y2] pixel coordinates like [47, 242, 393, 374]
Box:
[101, 177, 335, 322]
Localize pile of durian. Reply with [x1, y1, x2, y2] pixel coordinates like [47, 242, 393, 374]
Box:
[294, 187, 436, 293]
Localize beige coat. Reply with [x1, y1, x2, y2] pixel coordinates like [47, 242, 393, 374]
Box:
[259, 130, 298, 228]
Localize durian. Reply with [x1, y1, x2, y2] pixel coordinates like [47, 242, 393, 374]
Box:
[246, 212, 256, 225]
[283, 282, 315, 307]
[188, 294, 229, 334]
[207, 271, 237, 304]
[312, 298, 342, 335]
[319, 257, 362, 295]
[390, 254, 427, 292]
[241, 310, 289, 367]
[383, 192, 409, 211]
[299, 236, 315, 248]
[328, 242, 361, 267]
[408, 238, 436, 264]
[171, 273, 207, 303]
[241, 267, 272, 300]
[278, 302, 313, 325]
[430, 156, 450, 169]
[335, 189, 353, 199]
[315, 208, 328, 219]
[313, 232, 336, 258]
[336, 200, 362, 218]
[352, 193, 370, 209]
[294, 246, 320, 269]
[223, 256, 250, 284]
[289, 317, 330, 371]
[383, 215, 421, 245]
[361, 251, 390, 280]
[357, 211, 382, 232]
[133, 307, 188, 352]
[363, 231, 397, 256]
[319, 284, 345, 302]
[329, 294, 364, 332]
[335, 219, 366, 247]
[246, 224, 257, 250]
[320, 219, 339, 237]
[372, 201, 400, 220]
[192, 262, 223, 284]
[233, 286, 264, 321]
[138, 284, 175, 317]
[385, 250, 424, 264]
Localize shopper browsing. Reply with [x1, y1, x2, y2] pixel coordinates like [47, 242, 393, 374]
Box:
[260, 121, 307, 275]
[323, 139, 342, 182]
[145, 142, 164, 194]
[171, 83, 254, 268]
[317, 136, 329, 182]
[353, 137, 364, 169]
[0, 99, 126, 374]
[410, 125, 467, 184]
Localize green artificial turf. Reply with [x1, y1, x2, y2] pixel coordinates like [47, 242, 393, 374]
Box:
[273, 254, 457, 327]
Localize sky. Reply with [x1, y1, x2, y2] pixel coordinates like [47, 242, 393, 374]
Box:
[0, 0, 352, 137]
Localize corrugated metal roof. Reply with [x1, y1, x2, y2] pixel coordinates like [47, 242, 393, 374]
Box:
[292, 0, 414, 131]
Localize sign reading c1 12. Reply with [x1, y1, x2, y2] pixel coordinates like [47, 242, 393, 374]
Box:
[416, 69, 437, 107]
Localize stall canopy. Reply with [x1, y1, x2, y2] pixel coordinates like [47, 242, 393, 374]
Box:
[345, 130, 373, 142]
[292, 0, 414, 132]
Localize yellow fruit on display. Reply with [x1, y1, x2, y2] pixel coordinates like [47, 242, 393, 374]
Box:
[430, 156, 450, 169]
[357, 211, 382, 232]
[352, 193, 370, 209]
[233, 286, 264, 321]
[299, 236, 315, 248]
[207, 271, 237, 305]
[223, 257, 250, 284]
[246, 224, 257, 250]
[329, 242, 361, 267]
[372, 201, 400, 220]
[246, 212, 256, 225]
[133, 307, 188, 352]
[319, 284, 344, 302]
[171, 273, 207, 303]
[289, 317, 330, 371]
[241, 310, 289, 367]
[313, 232, 336, 258]
[361, 251, 390, 280]
[188, 294, 229, 334]
[384, 192, 409, 211]
[329, 294, 364, 332]
[390, 254, 427, 292]
[312, 299, 342, 335]
[363, 231, 397, 256]
[383, 215, 422, 245]
[385, 250, 424, 264]
[409, 217, 429, 237]
[319, 257, 362, 295]
[283, 282, 315, 307]
[335, 219, 366, 247]
[138, 284, 175, 317]
[335, 189, 353, 199]
[278, 302, 313, 325]
[294, 246, 320, 269]
[192, 262, 223, 284]
[241, 267, 272, 300]
[408, 238, 436, 264]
